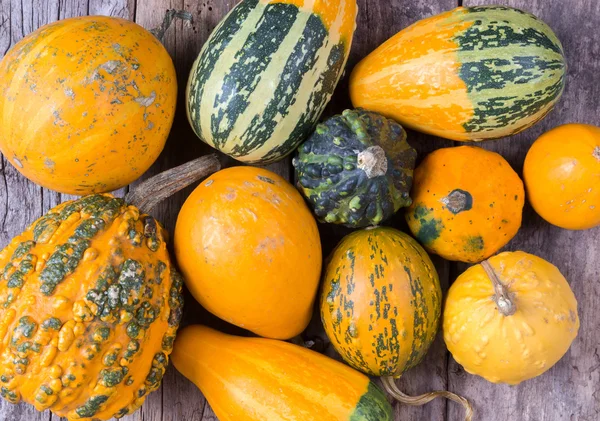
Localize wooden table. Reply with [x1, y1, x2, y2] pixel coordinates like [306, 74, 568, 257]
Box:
[1, 0, 598, 420]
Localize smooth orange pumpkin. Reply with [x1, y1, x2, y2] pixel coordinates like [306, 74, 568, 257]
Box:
[524, 123, 600, 230]
[174, 167, 322, 340]
[171, 325, 393, 421]
[444, 251, 579, 385]
[406, 146, 524, 263]
[0, 16, 177, 195]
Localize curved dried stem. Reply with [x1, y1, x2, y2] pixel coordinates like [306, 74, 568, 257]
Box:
[125, 154, 220, 212]
[382, 376, 474, 421]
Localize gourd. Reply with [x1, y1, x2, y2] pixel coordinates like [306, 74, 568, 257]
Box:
[350, 6, 566, 141]
[186, 0, 358, 164]
[321, 227, 472, 419]
[174, 166, 322, 340]
[444, 251, 579, 385]
[171, 325, 393, 421]
[294, 109, 417, 227]
[524, 123, 600, 230]
[0, 155, 220, 419]
[0, 14, 180, 195]
[406, 146, 524, 263]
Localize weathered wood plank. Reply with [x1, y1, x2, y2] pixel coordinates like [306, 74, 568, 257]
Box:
[448, 1, 600, 420]
[315, 1, 458, 420]
[0, 1, 59, 419]
[131, 1, 254, 421]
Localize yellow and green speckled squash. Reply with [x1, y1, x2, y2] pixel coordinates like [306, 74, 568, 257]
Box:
[350, 6, 566, 141]
[321, 227, 441, 377]
[320, 227, 473, 418]
[0, 155, 219, 420]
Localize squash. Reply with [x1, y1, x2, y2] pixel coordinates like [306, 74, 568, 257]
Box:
[0, 15, 178, 195]
[406, 146, 524, 263]
[524, 123, 600, 230]
[444, 251, 579, 385]
[171, 325, 393, 421]
[294, 109, 417, 227]
[321, 227, 441, 377]
[0, 155, 220, 419]
[349, 6, 566, 141]
[174, 166, 322, 339]
[321, 227, 473, 419]
[186, 0, 357, 164]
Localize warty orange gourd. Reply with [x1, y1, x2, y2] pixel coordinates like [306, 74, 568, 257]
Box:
[444, 251, 579, 385]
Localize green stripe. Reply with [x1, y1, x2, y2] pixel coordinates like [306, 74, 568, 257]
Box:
[187, 0, 350, 164]
[187, 0, 259, 135]
[257, 41, 346, 163]
[455, 6, 566, 136]
[211, 3, 301, 148]
[349, 382, 393, 421]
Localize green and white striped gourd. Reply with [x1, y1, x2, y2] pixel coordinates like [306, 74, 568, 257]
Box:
[187, 0, 357, 164]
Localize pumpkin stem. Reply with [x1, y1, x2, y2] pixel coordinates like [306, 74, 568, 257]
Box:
[481, 259, 517, 317]
[382, 376, 474, 421]
[593, 146, 600, 161]
[125, 154, 220, 211]
[357, 146, 388, 178]
[150, 9, 193, 41]
[441, 189, 473, 214]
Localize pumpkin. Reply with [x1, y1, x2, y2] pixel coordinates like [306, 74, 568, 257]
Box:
[171, 325, 393, 421]
[524, 123, 600, 230]
[405, 146, 524, 263]
[174, 166, 322, 340]
[186, 0, 357, 164]
[349, 6, 566, 141]
[0, 15, 177, 195]
[0, 155, 220, 419]
[294, 109, 417, 228]
[444, 251, 579, 385]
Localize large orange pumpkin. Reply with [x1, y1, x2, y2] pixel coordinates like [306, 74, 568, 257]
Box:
[174, 167, 322, 340]
[524, 123, 600, 230]
[0, 16, 177, 195]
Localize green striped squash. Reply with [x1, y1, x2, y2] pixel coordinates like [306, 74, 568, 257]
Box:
[186, 0, 357, 164]
[350, 6, 566, 141]
[321, 227, 442, 377]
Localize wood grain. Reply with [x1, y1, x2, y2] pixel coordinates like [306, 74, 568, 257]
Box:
[0, 0, 599, 420]
[447, 1, 600, 421]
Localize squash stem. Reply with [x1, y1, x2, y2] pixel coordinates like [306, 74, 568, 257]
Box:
[481, 259, 516, 317]
[357, 145, 388, 178]
[151, 9, 193, 41]
[125, 154, 220, 212]
[382, 376, 474, 421]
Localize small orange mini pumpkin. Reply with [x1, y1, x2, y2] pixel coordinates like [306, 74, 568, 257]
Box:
[0, 16, 177, 194]
[406, 146, 524, 263]
[524, 123, 600, 230]
[174, 167, 322, 340]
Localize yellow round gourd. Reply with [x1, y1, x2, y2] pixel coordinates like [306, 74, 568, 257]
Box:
[444, 251, 579, 385]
